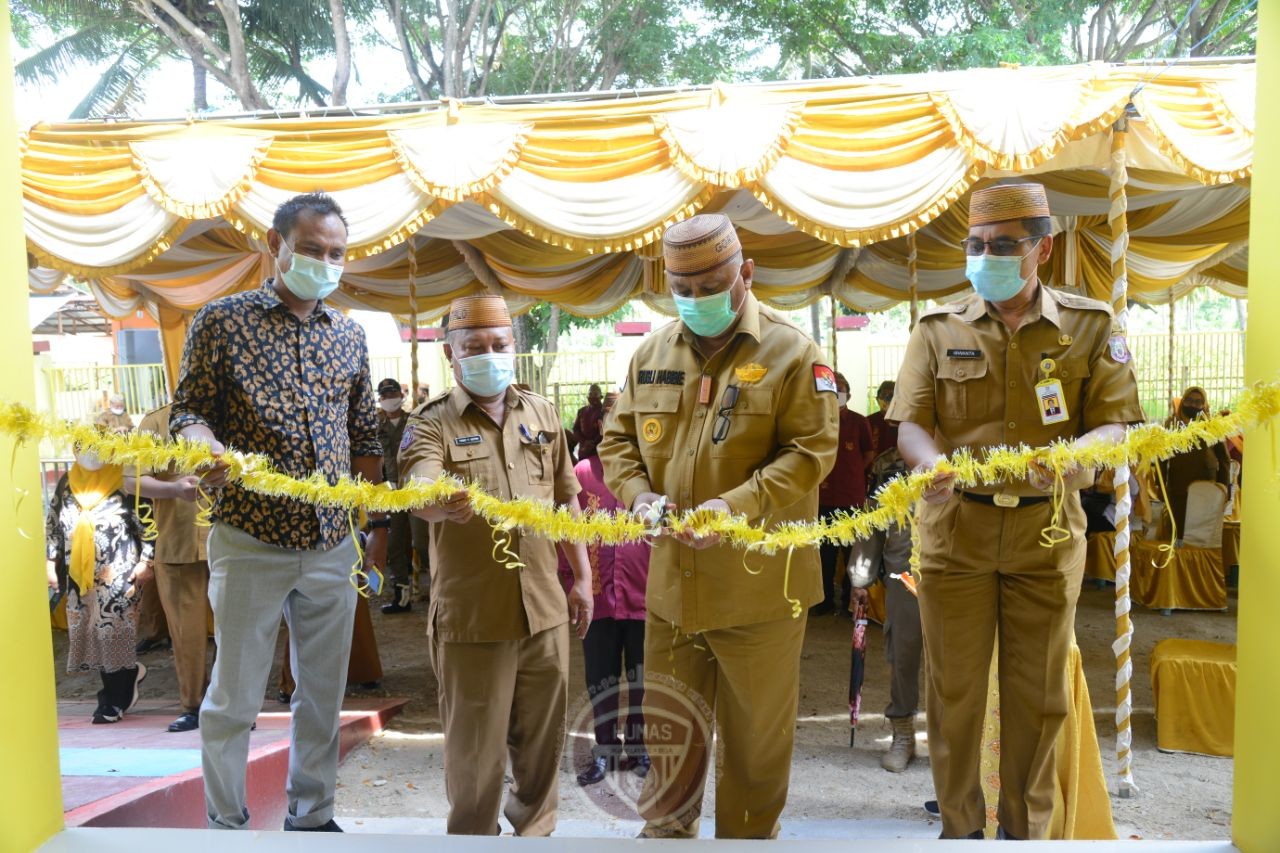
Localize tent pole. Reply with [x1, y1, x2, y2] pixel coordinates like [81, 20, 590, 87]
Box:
[1107, 115, 1137, 798]
[408, 241, 420, 403]
[907, 233, 919, 330]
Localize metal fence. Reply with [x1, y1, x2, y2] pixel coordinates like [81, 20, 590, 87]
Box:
[43, 364, 169, 424]
[866, 330, 1246, 423]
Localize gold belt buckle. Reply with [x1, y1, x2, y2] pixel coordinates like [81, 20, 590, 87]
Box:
[993, 493, 1020, 509]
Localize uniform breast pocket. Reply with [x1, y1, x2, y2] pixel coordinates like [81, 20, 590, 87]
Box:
[447, 442, 496, 491]
[937, 361, 989, 420]
[711, 386, 775, 459]
[523, 442, 553, 485]
[632, 390, 682, 460]
[1055, 357, 1090, 412]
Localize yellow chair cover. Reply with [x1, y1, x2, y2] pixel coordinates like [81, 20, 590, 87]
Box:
[1084, 531, 1119, 582]
[980, 642, 1117, 840]
[1150, 639, 1236, 757]
[1132, 540, 1227, 611]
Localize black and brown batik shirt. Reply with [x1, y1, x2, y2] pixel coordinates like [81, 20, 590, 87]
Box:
[170, 280, 382, 550]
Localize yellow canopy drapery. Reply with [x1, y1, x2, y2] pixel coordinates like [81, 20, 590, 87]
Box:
[22, 61, 1253, 320]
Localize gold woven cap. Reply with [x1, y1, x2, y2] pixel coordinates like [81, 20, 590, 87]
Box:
[969, 183, 1050, 226]
[663, 214, 742, 277]
[447, 295, 512, 331]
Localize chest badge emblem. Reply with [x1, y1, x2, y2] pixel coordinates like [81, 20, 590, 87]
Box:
[734, 363, 767, 384]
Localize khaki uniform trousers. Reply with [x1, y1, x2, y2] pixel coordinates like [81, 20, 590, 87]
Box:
[430, 623, 569, 836]
[918, 493, 1085, 840]
[639, 612, 806, 840]
[136, 577, 170, 644]
[154, 560, 211, 712]
[880, 521, 923, 719]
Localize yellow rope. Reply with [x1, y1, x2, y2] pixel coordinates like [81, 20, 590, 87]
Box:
[5, 380, 1278, 552]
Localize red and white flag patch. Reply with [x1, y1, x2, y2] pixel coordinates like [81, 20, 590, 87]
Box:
[813, 364, 838, 394]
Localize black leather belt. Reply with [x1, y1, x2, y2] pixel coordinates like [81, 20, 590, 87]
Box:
[960, 491, 1051, 508]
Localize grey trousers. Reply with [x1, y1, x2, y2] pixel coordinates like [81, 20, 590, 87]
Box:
[201, 522, 358, 830]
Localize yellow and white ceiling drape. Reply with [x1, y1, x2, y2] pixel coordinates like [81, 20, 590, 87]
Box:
[21, 61, 1254, 320]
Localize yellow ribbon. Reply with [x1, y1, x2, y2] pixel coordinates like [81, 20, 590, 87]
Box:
[1151, 460, 1178, 569]
[1038, 470, 1073, 548]
[346, 510, 384, 598]
[4, 380, 1278, 554]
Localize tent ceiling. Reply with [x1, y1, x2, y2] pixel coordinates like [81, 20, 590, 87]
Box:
[21, 61, 1253, 321]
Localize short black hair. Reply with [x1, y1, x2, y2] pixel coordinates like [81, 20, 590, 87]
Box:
[877, 380, 895, 398]
[1022, 217, 1052, 238]
[273, 192, 349, 239]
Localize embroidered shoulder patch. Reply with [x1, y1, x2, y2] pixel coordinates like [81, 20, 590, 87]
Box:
[1108, 335, 1132, 364]
[813, 364, 838, 394]
[399, 425, 415, 452]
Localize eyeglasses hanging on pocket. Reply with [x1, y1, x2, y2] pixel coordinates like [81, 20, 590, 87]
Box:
[712, 384, 741, 444]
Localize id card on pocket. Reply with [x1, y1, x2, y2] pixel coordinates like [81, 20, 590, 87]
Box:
[1035, 379, 1069, 425]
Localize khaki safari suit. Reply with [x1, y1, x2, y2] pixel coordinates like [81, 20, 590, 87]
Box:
[399, 384, 579, 836]
[137, 405, 212, 714]
[96, 408, 134, 433]
[888, 286, 1142, 840]
[377, 409, 417, 592]
[600, 293, 838, 839]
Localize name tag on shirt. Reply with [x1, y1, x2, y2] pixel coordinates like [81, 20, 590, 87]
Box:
[1035, 379, 1069, 425]
[454, 435, 482, 446]
[946, 348, 982, 359]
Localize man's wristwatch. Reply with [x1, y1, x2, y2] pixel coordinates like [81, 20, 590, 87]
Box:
[368, 517, 392, 530]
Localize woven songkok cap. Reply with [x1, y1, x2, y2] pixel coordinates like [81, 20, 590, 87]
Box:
[447, 294, 512, 331]
[663, 214, 743, 277]
[969, 183, 1050, 226]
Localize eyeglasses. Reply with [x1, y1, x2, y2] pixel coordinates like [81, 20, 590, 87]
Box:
[959, 236, 1041, 257]
[712, 385, 740, 444]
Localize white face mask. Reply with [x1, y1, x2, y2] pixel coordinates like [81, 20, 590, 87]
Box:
[110, 406, 125, 415]
[379, 397, 403, 413]
[76, 452, 104, 471]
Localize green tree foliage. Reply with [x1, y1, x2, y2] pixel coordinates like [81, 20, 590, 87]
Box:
[699, 0, 1257, 79]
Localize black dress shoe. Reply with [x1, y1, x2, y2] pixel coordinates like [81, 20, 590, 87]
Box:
[283, 818, 343, 832]
[630, 753, 651, 778]
[923, 799, 941, 818]
[277, 690, 291, 704]
[92, 705, 123, 724]
[576, 756, 608, 786]
[168, 712, 199, 732]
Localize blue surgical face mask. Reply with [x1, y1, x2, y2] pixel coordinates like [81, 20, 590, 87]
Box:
[965, 241, 1040, 303]
[458, 352, 515, 398]
[280, 251, 343, 301]
[672, 288, 740, 337]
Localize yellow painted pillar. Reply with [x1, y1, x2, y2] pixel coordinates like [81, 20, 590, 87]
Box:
[0, 2, 66, 850]
[1234, 3, 1279, 849]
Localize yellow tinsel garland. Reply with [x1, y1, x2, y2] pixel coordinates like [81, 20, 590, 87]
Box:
[8, 379, 1278, 553]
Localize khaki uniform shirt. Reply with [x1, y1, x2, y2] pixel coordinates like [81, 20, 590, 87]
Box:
[96, 409, 134, 432]
[887, 286, 1144, 497]
[137, 406, 209, 564]
[377, 410, 409, 485]
[399, 385, 580, 643]
[600, 294, 839, 633]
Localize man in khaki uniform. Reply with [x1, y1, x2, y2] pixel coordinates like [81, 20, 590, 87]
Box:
[375, 377, 417, 613]
[96, 393, 134, 434]
[599, 214, 838, 839]
[399, 294, 593, 836]
[138, 404, 212, 733]
[889, 183, 1143, 840]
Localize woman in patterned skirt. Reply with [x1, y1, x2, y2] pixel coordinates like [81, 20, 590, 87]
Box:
[45, 445, 154, 724]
